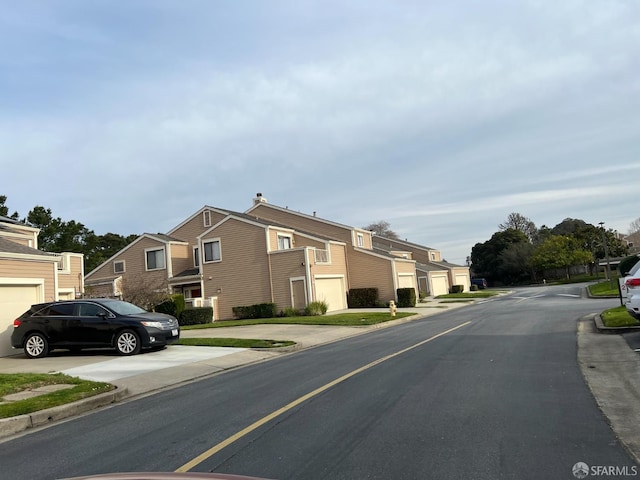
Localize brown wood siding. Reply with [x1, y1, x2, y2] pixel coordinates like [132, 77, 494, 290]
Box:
[200, 219, 272, 320]
[311, 243, 348, 279]
[58, 255, 84, 291]
[88, 237, 168, 283]
[347, 250, 395, 301]
[0, 258, 57, 301]
[171, 209, 228, 256]
[269, 250, 306, 312]
[170, 243, 191, 277]
[250, 204, 352, 244]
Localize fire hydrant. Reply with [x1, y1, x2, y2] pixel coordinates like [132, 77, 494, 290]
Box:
[389, 300, 397, 317]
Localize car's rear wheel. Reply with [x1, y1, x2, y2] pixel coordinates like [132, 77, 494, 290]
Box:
[24, 332, 49, 359]
[115, 329, 141, 355]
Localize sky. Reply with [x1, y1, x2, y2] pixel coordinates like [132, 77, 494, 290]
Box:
[1, 0, 639, 265]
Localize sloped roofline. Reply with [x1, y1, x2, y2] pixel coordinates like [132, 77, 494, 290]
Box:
[245, 202, 371, 235]
[84, 233, 187, 278]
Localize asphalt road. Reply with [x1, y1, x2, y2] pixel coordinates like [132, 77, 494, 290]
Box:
[1, 285, 637, 480]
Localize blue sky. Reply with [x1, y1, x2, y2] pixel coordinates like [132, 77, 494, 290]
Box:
[2, 0, 639, 264]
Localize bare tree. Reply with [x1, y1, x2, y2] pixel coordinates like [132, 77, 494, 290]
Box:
[629, 217, 640, 235]
[498, 212, 537, 242]
[120, 274, 170, 310]
[363, 220, 399, 239]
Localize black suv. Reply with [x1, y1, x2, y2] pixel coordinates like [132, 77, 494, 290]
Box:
[11, 299, 180, 358]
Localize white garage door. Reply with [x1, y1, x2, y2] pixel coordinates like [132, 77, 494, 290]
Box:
[455, 274, 470, 292]
[431, 276, 449, 297]
[0, 285, 40, 356]
[314, 277, 347, 312]
[398, 274, 416, 289]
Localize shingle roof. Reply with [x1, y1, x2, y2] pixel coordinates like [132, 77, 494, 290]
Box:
[0, 237, 56, 257]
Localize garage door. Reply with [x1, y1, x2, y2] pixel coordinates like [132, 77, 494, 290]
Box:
[0, 285, 40, 356]
[431, 276, 449, 297]
[398, 274, 415, 289]
[314, 277, 347, 312]
[455, 274, 470, 292]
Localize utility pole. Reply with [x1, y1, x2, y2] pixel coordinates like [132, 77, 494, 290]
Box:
[599, 222, 614, 289]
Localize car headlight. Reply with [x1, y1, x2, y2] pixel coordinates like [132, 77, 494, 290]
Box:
[141, 321, 164, 329]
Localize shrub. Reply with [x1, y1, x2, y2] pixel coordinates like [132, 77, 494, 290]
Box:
[396, 288, 416, 307]
[232, 303, 278, 320]
[155, 294, 186, 318]
[283, 307, 300, 317]
[450, 285, 464, 294]
[305, 301, 328, 316]
[470, 284, 479, 291]
[619, 255, 640, 276]
[179, 307, 213, 325]
[347, 288, 379, 308]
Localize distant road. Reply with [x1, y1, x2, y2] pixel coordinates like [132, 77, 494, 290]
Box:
[1, 284, 636, 480]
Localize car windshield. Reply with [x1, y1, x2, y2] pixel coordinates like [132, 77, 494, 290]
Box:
[101, 300, 147, 315]
[628, 261, 640, 276]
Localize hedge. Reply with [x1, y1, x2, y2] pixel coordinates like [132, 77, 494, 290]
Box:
[450, 285, 464, 294]
[347, 288, 379, 308]
[396, 288, 416, 308]
[179, 307, 213, 325]
[232, 303, 278, 320]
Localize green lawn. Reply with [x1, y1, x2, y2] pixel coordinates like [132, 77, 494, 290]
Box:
[178, 338, 296, 348]
[182, 311, 415, 330]
[601, 306, 640, 328]
[589, 280, 620, 297]
[0, 373, 114, 419]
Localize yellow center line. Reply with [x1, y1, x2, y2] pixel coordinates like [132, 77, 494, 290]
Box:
[176, 320, 472, 473]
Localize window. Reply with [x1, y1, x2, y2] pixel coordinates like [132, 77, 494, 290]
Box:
[77, 303, 110, 317]
[278, 235, 292, 250]
[430, 253, 436, 261]
[203, 240, 221, 263]
[146, 248, 165, 270]
[203, 210, 211, 227]
[114, 260, 125, 274]
[193, 247, 200, 267]
[357, 233, 364, 247]
[36, 303, 75, 316]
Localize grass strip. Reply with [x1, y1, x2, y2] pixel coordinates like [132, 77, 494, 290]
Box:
[182, 312, 415, 330]
[178, 338, 295, 348]
[589, 281, 620, 297]
[601, 306, 640, 328]
[0, 373, 113, 419]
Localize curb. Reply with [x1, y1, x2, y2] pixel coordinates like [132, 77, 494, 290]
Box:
[593, 314, 640, 334]
[0, 387, 128, 440]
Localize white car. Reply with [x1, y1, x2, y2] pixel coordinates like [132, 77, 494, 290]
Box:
[624, 261, 640, 319]
[627, 294, 640, 320]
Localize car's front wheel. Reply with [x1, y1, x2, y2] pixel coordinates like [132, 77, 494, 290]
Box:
[24, 332, 49, 359]
[115, 329, 141, 355]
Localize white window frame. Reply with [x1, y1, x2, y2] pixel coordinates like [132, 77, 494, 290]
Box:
[277, 234, 293, 250]
[114, 260, 125, 274]
[430, 252, 436, 261]
[145, 247, 166, 271]
[203, 239, 221, 263]
[193, 246, 200, 267]
[357, 233, 364, 247]
[203, 210, 211, 227]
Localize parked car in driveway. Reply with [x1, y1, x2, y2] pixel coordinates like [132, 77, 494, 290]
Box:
[11, 299, 180, 359]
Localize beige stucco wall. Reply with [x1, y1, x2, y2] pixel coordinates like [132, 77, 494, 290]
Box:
[200, 219, 272, 320]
